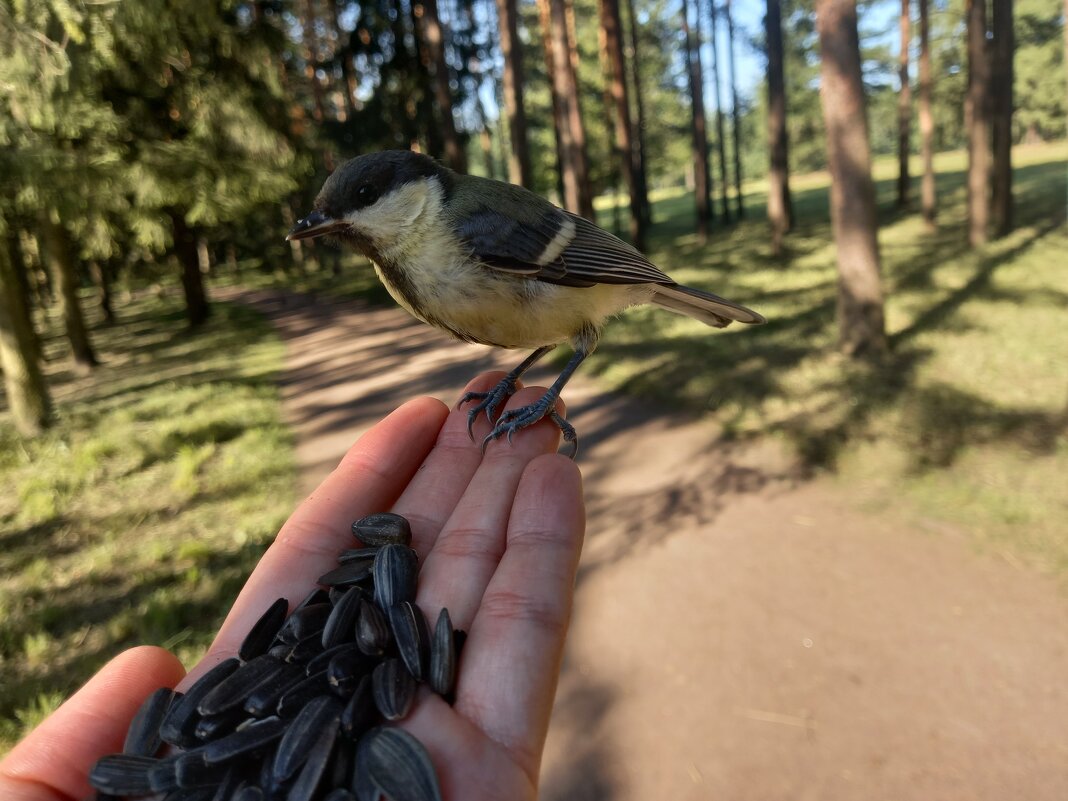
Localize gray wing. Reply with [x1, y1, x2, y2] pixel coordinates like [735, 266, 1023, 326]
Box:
[455, 206, 672, 288]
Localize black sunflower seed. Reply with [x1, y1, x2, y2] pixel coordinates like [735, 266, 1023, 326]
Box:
[238, 598, 289, 662]
[123, 687, 175, 756]
[194, 707, 251, 742]
[165, 787, 216, 801]
[148, 754, 181, 793]
[356, 600, 392, 657]
[207, 767, 242, 801]
[174, 751, 232, 788]
[339, 547, 381, 564]
[267, 643, 292, 660]
[352, 512, 412, 547]
[294, 587, 331, 612]
[201, 716, 287, 765]
[284, 631, 328, 664]
[429, 607, 457, 698]
[329, 737, 356, 788]
[359, 726, 443, 801]
[232, 786, 265, 801]
[242, 663, 305, 717]
[305, 643, 360, 678]
[198, 654, 284, 717]
[318, 560, 375, 588]
[272, 694, 344, 782]
[388, 601, 430, 683]
[371, 658, 416, 721]
[340, 675, 375, 740]
[277, 670, 329, 718]
[159, 659, 240, 747]
[373, 545, 418, 609]
[322, 588, 365, 649]
[287, 722, 340, 801]
[88, 754, 158, 795]
[278, 603, 333, 643]
[324, 789, 358, 801]
[327, 648, 374, 696]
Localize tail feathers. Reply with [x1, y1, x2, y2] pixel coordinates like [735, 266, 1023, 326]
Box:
[650, 284, 766, 328]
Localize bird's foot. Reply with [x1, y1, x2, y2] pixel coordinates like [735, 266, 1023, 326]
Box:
[481, 393, 578, 459]
[460, 376, 520, 438]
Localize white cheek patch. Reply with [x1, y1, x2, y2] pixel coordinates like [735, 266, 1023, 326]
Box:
[344, 182, 430, 249]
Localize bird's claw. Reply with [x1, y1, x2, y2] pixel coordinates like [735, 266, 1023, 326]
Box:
[480, 395, 578, 459]
[460, 376, 519, 438]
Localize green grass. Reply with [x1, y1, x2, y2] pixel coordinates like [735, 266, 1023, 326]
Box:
[0, 295, 295, 751]
[587, 141, 1068, 576]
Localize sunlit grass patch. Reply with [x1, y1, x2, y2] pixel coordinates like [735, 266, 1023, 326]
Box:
[0, 294, 295, 752]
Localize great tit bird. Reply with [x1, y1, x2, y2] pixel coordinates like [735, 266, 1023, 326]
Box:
[287, 150, 764, 456]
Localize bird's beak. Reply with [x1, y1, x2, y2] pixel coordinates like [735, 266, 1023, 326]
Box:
[286, 210, 348, 241]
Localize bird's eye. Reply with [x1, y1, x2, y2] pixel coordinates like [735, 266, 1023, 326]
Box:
[356, 184, 379, 207]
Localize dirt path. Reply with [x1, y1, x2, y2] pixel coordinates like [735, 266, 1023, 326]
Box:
[225, 287, 1068, 800]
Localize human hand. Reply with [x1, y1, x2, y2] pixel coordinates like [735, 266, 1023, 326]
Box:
[0, 372, 585, 801]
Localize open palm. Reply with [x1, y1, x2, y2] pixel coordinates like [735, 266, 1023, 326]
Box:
[0, 372, 585, 801]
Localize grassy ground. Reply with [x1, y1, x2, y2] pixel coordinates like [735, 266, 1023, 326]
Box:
[0, 296, 294, 751]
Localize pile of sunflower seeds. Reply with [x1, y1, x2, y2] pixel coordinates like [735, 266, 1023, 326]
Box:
[89, 513, 459, 801]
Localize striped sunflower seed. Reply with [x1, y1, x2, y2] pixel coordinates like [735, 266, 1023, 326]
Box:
[340, 675, 375, 740]
[327, 647, 374, 696]
[371, 658, 416, 721]
[355, 598, 392, 656]
[238, 597, 289, 661]
[322, 587, 365, 649]
[277, 669, 329, 718]
[272, 694, 344, 782]
[372, 544, 418, 609]
[242, 663, 305, 717]
[201, 716, 287, 765]
[429, 607, 457, 698]
[88, 754, 159, 796]
[174, 751, 231, 788]
[197, 654, 284, 716]
[159, 658, 240, 748]
[287, 722, 340, 801]
[147, 754, 181, 793]
[388, 601, 430, 683]
[358, 726, 443, 801]
[318, 559, 375, 588]
[194, 708, 250, 742]
[123, 686, 175, 756]
[339, 547, 381, 563]
[278, 602, 334, 643]
[352, 512, 412, 547]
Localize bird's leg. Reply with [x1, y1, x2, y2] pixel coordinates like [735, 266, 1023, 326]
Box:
[461, 345, 556, 437]
[483, 346, 588, 459]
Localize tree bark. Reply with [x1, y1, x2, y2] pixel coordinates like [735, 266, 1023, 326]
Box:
[6, 231, 41, 363]
[542, 0, 596, 219]
[725, 0, 745, 218]
[990, 0, 1013, 236]
[816, 0, 886, 358]
[709, 0, 731, 222]
[896, 0, 912, 209]
[598, 17, 625, 237]
[39, 212, 98, 372]
[766, 0, 793, 254]
[918, 0, 936, 229]
[89, 261, 115, 325]
[496, 0, 534, 187]
[965, 0, 991, 247]
[537, 0, 567, 203]
[0, 235, 52, 437]
[600, 0, 646, 249]
[624, 0, 652, 224]
[682, 0, 711, 241]
[330, 0, 360, 121]
[417, 0, 468, 172]
[169, 211, 211, 328]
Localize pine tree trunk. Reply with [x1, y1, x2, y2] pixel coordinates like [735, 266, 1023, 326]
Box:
[624, 0, 652, 225]
[330, 0, 360, 121]
[89, 261, 115, 325]
[170, 211, 211, 328]
[918, 0, 936, 230]
[564, 0, 596, 219]
[542, 0, 595, 219]
[6, 231, 41, 363]
[726, 0, 745, 218]
[537, 0, 568, 203]
[816, 0, 886, 358]
[966, 0, 991, 247]
[600, 0, 645, 249]
[496, 0, 534, 187]
[598, 18, 625, 237]
[990, 0, 1013, 237]
[766, 0, 793, 255]
[709, 1, 731, 223]
[0, 236, 52, 437]
[682, 0, 711, 241]
[39, 213, 98, 372]
[417, 0, 468, 172]
[896, 0, 912, 209]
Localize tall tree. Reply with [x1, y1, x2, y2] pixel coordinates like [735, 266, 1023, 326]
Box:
[918, 0, 936, 229]
[599, 0, 646, 249]
[681, 0, 712, 241]
[709, 0, 731, 222]
[896, 0, 912, 209]
[990, 0, 1014, 236]
[496, 0, 534, 187]
[0, 226, 52, 437]
[966, 0, 992, 247]
[816, 0, 886, 357]
[766, 0, 793, 255]
[541, 0, 596, 218]
[39, 212, 98, 371]
[623, 0, 651, 225]
[417, 0, 468, 171]
[725, 0, 745, 219]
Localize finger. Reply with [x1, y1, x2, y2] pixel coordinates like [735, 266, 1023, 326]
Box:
[0, 647, 185, 801]
[416, 390, 566, 631]
[192, 396, 448, 682]
[393, 372, 516, 558]
[455, 455, 584, 779]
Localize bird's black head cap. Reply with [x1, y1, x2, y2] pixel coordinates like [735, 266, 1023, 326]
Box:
[314, 150, 454, 219]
